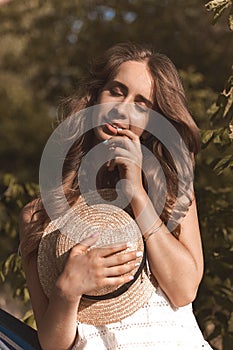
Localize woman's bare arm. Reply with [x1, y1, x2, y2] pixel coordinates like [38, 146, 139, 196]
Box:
[130, 190, 204, 307]
[108, 128, 204, 307]
[19, 201, 141, 350]
[19, 202, 79, 350]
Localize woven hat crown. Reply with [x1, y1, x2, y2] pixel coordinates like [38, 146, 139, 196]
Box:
[38, 189, 155, 325]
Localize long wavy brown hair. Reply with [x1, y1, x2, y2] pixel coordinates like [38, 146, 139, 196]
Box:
[21, 42, 200, 260]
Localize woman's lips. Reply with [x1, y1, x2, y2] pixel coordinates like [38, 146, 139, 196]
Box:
[104, 123, 119, 135]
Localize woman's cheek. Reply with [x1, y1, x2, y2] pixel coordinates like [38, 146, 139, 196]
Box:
[131, 119, 148, 137]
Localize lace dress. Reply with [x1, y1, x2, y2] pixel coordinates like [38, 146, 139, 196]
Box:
[73, 286, 212, 350]
[37, 191, 212, 350]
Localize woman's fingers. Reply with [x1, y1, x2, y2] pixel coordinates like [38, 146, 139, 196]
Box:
[71, 238, 143, 270]
[108, 156, 139, 172]
[70, 232, 100, 256]
[103, 274, 135, 286]
[98, 241, 133, 257]
[106, 142, 142, 171]
[99, 245, 143, 278]
[104, 260, 140, 277]
[71, 239, 135, 259]
[117, 128, 140, 143]
[66, 240, 143, 295]
[104, 249, 142, 266]
[79, 232, 100, 247]
[107, 136, 140, 152]
[103, 130, 142, 173]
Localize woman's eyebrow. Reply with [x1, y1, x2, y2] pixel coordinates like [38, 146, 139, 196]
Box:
[110, 80, 153, 108]
[108, 80, 127, 90]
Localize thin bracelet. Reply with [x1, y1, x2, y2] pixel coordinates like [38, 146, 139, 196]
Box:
[143, 221, 163, 242]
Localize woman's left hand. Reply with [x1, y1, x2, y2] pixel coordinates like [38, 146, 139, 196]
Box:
[105, 129, 144, 199]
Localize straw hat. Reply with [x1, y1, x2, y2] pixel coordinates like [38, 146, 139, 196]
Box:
[37, 189, 156, 325]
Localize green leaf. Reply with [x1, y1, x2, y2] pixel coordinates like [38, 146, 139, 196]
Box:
[22, 310, 36, 329]
[205, 0, 230, 11]
[0, 270, 5, 283]
[229, 5, 233, 30]
[23, 287, 30, 302]
[205, 0, 232, 25]
[213, 155, 233, 174]
[201, 129, 215, 144]
[2, 254, 15, 276]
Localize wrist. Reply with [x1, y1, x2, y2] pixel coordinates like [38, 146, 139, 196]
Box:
[143, 220, 164, 242]
[129, 186, 148, 204]
[129, 190, 162, 235]
[54, 275, 82, 305]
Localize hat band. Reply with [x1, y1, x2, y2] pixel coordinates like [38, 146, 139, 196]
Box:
[82, 246, 146, 301]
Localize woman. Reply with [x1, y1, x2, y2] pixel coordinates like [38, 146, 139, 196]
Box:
[19, 42, 212, 349]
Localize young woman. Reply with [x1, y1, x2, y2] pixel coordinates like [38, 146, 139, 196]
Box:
[19, 42, 212, 349]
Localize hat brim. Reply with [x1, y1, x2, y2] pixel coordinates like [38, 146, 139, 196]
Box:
[38, 189, 156, 325]
[78, 268, 155, 325]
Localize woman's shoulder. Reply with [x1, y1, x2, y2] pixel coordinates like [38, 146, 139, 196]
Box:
[19, 198, 45, 261]
[19, 198, 41, 240]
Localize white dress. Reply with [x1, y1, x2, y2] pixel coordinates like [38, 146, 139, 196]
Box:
[37, 193, 212, 350]
[73, 286, 212, 350]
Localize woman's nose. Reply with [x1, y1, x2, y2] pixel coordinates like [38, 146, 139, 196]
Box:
[109, 102, 130, 121]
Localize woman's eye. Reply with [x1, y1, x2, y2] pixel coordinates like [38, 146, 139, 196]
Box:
[109, 88, 123, 97]
[135, 103, 147, 113]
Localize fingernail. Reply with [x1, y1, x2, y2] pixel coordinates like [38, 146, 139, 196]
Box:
[102, 140, 108, 144]
[127, 242, 133, 248]
[136, 251, 143, 258]
[128, 275, 134, 281]
[91, 232, 100, 238]
[117, 127, 122, 132]
[135, 262, 140, 267]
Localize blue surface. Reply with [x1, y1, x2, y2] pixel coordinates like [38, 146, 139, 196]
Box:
[0, 324, 35, 350]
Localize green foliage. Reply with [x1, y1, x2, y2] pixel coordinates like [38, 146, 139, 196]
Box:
[194, 184, 233, 347]
[0, 174, 38, 323]
[200, 70, 233, 177]
[179, 67, 217, 127]
[205, 0, 233, 29]
[191, 4, 233, 348]
[0, 0, 232, 182]
[0, 1, 232, 348]
[0, 253, 27, 300]
[0, 173, 39, 256]
[22, 309, 37, 329]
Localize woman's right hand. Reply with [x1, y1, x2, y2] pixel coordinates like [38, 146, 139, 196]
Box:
[55, 233, 142, 303]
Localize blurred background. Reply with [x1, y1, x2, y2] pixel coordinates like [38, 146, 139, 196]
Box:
[0, 1, 232, 349]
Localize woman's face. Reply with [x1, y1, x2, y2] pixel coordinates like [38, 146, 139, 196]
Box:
[92, 60, 154, 143]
